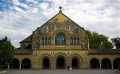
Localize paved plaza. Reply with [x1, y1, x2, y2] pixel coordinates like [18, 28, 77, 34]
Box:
[5, 69, 119, 74]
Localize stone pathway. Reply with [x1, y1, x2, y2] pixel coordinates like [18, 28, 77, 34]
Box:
[6, 69, 118, 74]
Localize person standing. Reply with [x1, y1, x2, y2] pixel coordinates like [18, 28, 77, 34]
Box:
[67, 66, 70, 71]
[69, 65, 72, 71]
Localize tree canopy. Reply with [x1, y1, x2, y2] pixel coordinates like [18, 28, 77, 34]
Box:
[111, 37, 120, 49]
[0, 37, 14, 69]
[87, 30, 113, 49]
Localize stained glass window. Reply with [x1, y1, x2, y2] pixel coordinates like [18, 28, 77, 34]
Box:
[36, 41, 39, 48]
[48, 37, 51, 45]
[42, 37, 44, 45]
[45, 37, 47, 45]
[77, 37, 79, 45]
[70, 37, 73, 45]
[55, 33, 66, 45]
[74, 37, 77, 45]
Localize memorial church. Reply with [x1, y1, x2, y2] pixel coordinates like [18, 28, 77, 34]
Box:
[9, 7, 120, 70]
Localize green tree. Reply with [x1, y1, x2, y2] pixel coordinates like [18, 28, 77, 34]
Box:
[111, 37, 120, 71]
[111, 37, 120, 49]
[0, 37, 14, 70]
[87, 30, 113, 49]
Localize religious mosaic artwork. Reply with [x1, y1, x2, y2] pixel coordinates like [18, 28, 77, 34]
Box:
[40, 18, 83, 34]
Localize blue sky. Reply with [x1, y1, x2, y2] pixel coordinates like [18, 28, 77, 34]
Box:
[0, 0, 120, 48]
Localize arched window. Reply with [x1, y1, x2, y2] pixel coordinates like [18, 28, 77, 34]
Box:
[77, 37, 79, 45]
[70, 37, 73, 45]
[42, 37, 44, 45]
[84, 36, 88, 44]
[45, 37, 47, 45]
[55, 33, 66, 45]
[36, 41, 39, 48]
[74, 37, 77, 45]
[48, 37, 51, 45]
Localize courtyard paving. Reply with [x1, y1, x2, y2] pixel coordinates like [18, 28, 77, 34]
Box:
[5, 69, 119, 74]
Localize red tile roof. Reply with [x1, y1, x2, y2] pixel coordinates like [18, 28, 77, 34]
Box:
[88, 49, 120, 54]
[20, 34, 33, 43]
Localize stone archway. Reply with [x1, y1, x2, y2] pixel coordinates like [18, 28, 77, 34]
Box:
[101, 58, 111, 69]
[9, 58, 20, 69]
[90, 58, 100, 69]
[43, 57, 50, 69]
[69, 54, 82, 69]
[39, 54, 52, 69]
[72, 57, 79, 69]
[56, 56, 65, 69]
[113, 58, 119, 69]
[54, 53, 67, 69]
[21, 58, 31, 69]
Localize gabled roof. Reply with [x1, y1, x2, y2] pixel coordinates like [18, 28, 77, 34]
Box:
[20, 34, 33, 43]
[88, 49, 120, 54]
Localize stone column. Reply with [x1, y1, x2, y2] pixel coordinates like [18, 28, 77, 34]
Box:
[53, 61, 56, 69]
[100, 62, 102, 69]
[111, 64, 113, 69]
[19, 61, 22, 69]
[19, 64, 21, 69]
[51, 60, 55, 70]
[7, 64, 9, 69]
[82, 60, 89, 69]
[87, 37, 90, 49]
[66, 59, 71, 68]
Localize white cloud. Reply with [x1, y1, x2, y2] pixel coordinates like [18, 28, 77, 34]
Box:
[14, 6, 26, 13]
[20, 3, 29, 9]
[0, 11, 47, 47]
[30, 7, 39, 13]
[12, 0, 20, 5]
[0, 0, 120, 47]
[39, 2, 49, 10]
[26, 0, 38, 4]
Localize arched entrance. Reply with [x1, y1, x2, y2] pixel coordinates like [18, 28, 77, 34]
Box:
[43, 58, 50, 69]
[72, 58, 79, 69]
[22, 58, 31, 69]
[56, 57, 65, 69]
[9, 58, 19, 69]
[102, 58, 111, 69]
[70, 54, 83, 69]
[1, 62, 8, 69]
[90, 58, 100, 69]
[113, 58, 119, 69]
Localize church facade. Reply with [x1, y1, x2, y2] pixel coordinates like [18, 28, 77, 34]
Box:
[9, 8, 120, 70]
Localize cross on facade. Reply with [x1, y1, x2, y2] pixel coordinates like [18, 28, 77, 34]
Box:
[59, 6, 62, 12]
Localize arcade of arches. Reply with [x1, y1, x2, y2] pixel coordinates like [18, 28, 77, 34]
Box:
[10, 7, 120, 70]
[3, 53, 120, 70]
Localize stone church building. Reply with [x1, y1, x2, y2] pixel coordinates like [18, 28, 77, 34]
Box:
[8, 7, 120, 70]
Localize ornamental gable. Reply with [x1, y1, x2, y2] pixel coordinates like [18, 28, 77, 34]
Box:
[35, 12, 86, 35]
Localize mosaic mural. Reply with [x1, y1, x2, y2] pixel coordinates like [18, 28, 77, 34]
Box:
[40, 18, 83, 34]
